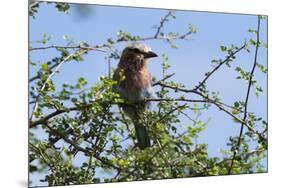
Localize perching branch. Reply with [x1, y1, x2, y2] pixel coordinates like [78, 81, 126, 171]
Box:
[29, 97, 203, 128]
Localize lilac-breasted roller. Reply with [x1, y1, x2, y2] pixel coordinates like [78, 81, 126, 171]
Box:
[113, 43, 158, 149]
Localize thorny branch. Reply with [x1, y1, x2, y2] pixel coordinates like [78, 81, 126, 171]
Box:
[228, 16, 263, 174]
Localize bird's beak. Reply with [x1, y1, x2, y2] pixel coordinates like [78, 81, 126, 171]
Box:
[143, 51, 158, 58]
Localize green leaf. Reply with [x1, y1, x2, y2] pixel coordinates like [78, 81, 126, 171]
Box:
[256, 63, 268, 74]
[220, 45, 227, 52]
[231, 109, 240, 115]
[41, 63, 48, 71]
[107, 38, 114, 45]
[170, 43, 177, 49]
[234, 102, 239, 108]
[247, 29, 257, 34]
[249, 39, 257, 45]
[55, 3, 70, 13]
[259, 15, 267, 20]
[188, 24, 197, 33]
[183, 135, 191, 144]
[71, 97, 77, 103]
[40, 74, 47, 81]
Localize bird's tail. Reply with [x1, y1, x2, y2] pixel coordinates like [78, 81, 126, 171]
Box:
[134, 122, 151, 149]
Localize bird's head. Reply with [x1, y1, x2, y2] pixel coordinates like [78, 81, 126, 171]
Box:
[119, 43, 158, 70]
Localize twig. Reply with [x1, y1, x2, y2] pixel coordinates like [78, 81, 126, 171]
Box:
[155, 82, 265, 141]
[29, 45, 107, 52]
[146, 98, 207, 103]
[217, 149, 265, 166]
[29, 60, 62, 82]
[29, 104, 95, 128]
[108, 57, 111, 78]
[228, 16, 263, 174]
[180, 111, 197, 124]
[29, 51, 81, 122]
[29, 142, 59, 184]
[29, 0, 42, 11]
[44, 123, 124, 172]
[194, 43, 247, 91]
[85, 123, 103, 179]
[194, 90, 265, 140]
[152, 73, 175, 86]
[28, 95, 241, 128]
[154, 11, 173, 38]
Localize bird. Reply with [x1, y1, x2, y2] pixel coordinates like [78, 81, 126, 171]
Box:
[113, 43, 158, 149]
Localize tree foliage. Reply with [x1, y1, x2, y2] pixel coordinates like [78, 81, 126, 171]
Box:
[29, 2, 268, 187]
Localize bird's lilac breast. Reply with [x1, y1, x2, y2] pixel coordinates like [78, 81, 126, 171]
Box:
[118, 85, 154, 103]
[117, 70, 154, 103]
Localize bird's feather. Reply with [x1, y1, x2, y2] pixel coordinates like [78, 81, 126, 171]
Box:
[113, 43, 157, 149]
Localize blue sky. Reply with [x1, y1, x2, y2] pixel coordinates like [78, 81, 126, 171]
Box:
[29, 2, 267, 186]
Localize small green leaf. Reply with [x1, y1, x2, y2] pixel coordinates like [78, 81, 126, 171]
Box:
[170, 43, 177, 49]
[107, 38, 114, 45]
[188, 24, 197, 33]
[220, 46, 227, 52]
[80, 78, 88, 86]
[259, 15, 267, 20]
[247, 29, 257, 34]
[41, 63, 48, 71]
[183, 135, 191, 144]
[232, 109, 240, 115]
[249, 39, 257, 45]
[71, 97, 77, 103]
